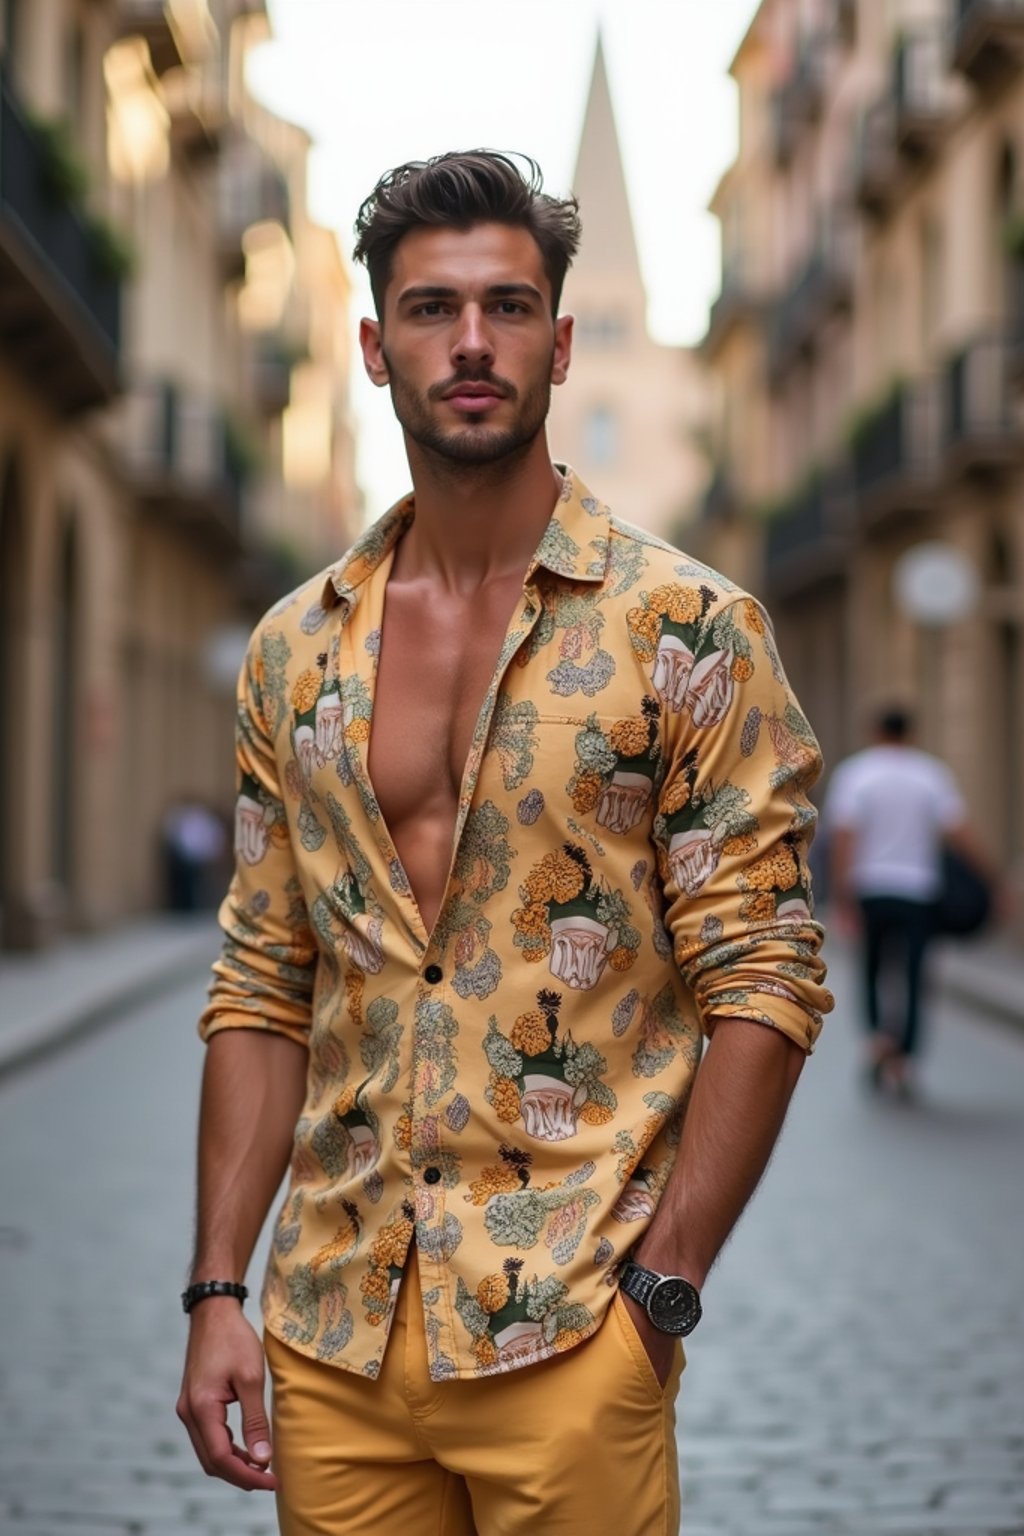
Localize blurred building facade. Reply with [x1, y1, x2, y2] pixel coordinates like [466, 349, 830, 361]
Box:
[548, 39, 708, 540]
[698, 0, 1024, 908]
[0, 0, 360, 949]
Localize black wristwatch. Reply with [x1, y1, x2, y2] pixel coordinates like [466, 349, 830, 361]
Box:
[619, 1259, 702, 1337]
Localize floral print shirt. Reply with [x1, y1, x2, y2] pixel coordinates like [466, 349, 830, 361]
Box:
[201, 468, 832, 1381]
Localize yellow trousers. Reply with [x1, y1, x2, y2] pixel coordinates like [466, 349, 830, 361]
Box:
[266, 1261, 683, 1535]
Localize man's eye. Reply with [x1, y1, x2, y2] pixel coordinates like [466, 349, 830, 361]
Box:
[496, 301, 526, 315]
[414, 303, 446, 316]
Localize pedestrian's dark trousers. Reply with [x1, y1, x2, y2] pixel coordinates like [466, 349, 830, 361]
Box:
[858, 895, 934, 1057]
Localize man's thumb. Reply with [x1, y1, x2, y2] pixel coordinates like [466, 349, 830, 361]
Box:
[239, 1385, 272, 1463]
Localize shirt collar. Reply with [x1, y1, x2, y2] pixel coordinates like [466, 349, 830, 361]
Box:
[320, 465, 611, 614]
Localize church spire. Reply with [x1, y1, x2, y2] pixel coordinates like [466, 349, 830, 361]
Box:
[570, 33, 645, 290]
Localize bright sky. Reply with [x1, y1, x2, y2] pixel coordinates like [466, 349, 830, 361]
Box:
[249, 0, 760, 518]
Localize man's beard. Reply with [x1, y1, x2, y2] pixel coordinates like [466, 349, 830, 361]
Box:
[383, 347, 553, 467]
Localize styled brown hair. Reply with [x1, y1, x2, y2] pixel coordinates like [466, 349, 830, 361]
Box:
[353, 150, 581, 317]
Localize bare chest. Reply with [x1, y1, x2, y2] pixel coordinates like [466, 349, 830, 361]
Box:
[367, 578, 523, 826]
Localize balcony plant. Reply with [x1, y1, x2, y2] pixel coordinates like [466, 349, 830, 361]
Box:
[27, 114, 90, 204]
[86, 214, 138, 280]
[1001, 212, 1024, 261]
[27, 110, 137, 280]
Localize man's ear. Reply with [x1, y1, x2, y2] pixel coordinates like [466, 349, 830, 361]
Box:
[360, 317, 389, 387]
[551, 313, 573, 387]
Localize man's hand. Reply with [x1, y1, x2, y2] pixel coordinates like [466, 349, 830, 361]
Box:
[618, 1292, 677, 1390]
[176, 1300, 277, 1492]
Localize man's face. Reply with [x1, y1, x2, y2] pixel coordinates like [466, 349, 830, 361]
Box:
[360, 222, 573, 466]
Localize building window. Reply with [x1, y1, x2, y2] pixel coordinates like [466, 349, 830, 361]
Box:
[576, 312, 627, 348]
[584, 405, 618, 467]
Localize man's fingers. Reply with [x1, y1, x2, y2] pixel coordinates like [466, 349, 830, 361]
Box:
[183, 1391, 278, 1492]
[237, 1367, 274, 1466]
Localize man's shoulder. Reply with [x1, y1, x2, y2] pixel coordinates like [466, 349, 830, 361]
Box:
[246, 563, 341, 652]
[603, 514, 752, 610]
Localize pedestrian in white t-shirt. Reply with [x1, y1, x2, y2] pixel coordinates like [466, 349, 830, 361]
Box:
[824, 708, 990, 1097]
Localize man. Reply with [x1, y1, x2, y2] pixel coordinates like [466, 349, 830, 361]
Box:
[177, 150, 832, 1535]
[826, 707, 988, 1096]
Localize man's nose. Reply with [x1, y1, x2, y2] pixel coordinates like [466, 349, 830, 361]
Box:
[451, 305, 494, 368]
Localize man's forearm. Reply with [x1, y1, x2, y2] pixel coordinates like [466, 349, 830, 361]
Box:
[191, 1029, 309, 1282]
[634, 1018, 805, 1289]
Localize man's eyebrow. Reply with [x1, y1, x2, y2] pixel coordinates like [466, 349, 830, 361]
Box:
[486, 283, 544, 302]
[396, 282, 544, 304]
[396, 285, 459, 304]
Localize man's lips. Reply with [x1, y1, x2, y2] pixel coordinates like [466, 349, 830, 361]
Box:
[442, 384, 505, 410]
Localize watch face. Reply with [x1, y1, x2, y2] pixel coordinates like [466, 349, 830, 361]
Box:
[648, 1276, 702, 1336]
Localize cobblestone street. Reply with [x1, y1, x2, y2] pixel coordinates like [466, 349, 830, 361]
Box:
[1, 938, 1022, 1536]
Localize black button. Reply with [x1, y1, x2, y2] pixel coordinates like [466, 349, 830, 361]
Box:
[424, 964, 443, 984]
[423, 1166, 442, 1185]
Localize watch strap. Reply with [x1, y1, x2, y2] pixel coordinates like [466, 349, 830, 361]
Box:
[619, 1259, 661, 1308]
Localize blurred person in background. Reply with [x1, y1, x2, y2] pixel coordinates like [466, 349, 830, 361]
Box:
[161, 797, 228, 913]
[176, 149, 832, 1535]
[825, 707, 995, 1098]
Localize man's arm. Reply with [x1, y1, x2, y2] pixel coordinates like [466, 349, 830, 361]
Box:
[630, 594, 831, 1381]
[176, 1029, 307, 1493]
[622, 1019, 804, 1383]
[179, 626, 316, 1491]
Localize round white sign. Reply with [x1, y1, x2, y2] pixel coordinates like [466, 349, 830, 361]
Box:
[892, 542, 979, 627]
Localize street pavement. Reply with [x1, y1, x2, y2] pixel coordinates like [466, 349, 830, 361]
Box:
[0, 939, 1022, 1536]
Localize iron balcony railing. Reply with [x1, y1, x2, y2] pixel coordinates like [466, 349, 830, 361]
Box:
[0, 70, 121, 410]
[946, 334, 1022, 471]
[851, 378, 943, 506]
[953, 0, 1024, 83]
[833, 0, 857, 44]
[705, 259, 766, 357]
[1008, 262, 1024, 381]
[853, 100, 900, 215]
[116, 2, 188, 75]
[768, 211, 855, 380]
[216, 133, 291, 276]
[122, 380, 246, 540]
[699, 466, 738, 526]
[893, 27, 958, 153]
[772, 31, 829, 167]
[763, 466, 854, 594]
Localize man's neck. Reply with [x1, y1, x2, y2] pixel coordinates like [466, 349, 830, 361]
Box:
[394, 433, 563, 594]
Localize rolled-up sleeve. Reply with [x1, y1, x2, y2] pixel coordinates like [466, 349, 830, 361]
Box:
[199, 629, 316, 1048]
[655, 597, 833, 1053]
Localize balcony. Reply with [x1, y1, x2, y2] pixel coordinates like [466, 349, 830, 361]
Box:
[853, 100, 900, 216]
[217, 133, 290, 279]
[115, 2, 204, 75]
[0, 74, 121, 413]
[768, 211, 855, 381]
[763, 468, 854, 595]
[851, 377, 943, 526]
[945, 334, 1022, 476]
[953, 0, 1024, 85]
[833, 0, 857, 45]
[772, 33, 828, 167]
[699, 466, 739, 526]
[893, 28, 958, 157]
[1008, 261, 1024, 381]
[120, 380, 248, 545]
[161, 51, 226, 157]
[252, 336, 293, 417]
[704, 260, 766, 359]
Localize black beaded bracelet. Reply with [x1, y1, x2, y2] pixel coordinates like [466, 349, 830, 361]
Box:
[181, 1280, 249, 1314]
